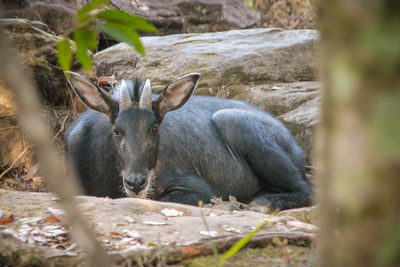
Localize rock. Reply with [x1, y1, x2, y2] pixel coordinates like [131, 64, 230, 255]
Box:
[277, 206, 318, 225]
[1, 18, 77, 107]
[0, 189, 316, 265]
[94, 28, 320, 161]
[78, 0, 260, 36]
[1, 0, 77, 35]
[95, 28, 318, 91]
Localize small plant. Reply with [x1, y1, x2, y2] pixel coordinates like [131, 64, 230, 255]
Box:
[200, 208, 278, 267]
[57, 0, 157, 73]
[200, 210, 220, 262]
[218, 210, 278, 266]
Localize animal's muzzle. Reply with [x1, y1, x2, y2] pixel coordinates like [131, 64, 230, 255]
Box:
[123, 174, 147, 194]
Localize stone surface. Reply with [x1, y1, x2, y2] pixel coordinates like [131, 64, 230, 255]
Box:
[277, 206, 318, 225]
[79, 0, 261, 36]
[95, 28, 318, 89]
[1, 0, 77, 35]
[94, 28, 320, 163]
[0, 189, 317, 265]
[1, 18, 78, 107]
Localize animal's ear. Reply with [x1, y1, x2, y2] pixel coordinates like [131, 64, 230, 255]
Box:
[65, 71, 118, 122]
[153, 73, 200, 120]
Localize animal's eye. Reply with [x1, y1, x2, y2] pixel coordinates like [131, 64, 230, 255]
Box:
[151, 125, 159, 135]
[113, 129, 121, 136]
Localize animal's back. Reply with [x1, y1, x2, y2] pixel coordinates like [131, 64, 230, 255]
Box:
[154, 95, 304, 203]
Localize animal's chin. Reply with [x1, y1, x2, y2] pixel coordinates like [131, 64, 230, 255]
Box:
[124, 187, 148, 198]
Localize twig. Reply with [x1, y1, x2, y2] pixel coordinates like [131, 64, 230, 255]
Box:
[0, 145, 32, 180]
[52, 114, 69, 142]
[0, 126, 19, 132]
[0, 112, 18, 118]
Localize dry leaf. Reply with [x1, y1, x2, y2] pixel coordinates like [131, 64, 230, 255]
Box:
[0, 214, 14, 224]
[44, 215, 60, 223]
[142, 221, 167, 225]
[47, 207, 65, 216]
[181, 246, 201, 257]
[109, 232, 122, 238]
[199, 230, 218, 237]
[160, 208, 183, 217]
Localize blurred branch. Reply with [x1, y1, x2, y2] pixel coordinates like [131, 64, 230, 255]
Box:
[0, 23, 112, 267]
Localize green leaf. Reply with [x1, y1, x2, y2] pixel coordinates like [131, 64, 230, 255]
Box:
[57, 39, 73, 72]
[77, 0, 109, 24]
[97, 9, 157, 32]
[218, 211, 278, 266]
[98, 22, 145, 55]
[74, 28, 97, 71]
[74, 28, 97, 50]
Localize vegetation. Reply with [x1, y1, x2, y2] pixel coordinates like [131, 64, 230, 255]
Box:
[244, 0, 317, 29]
[57, 0, 157, 73]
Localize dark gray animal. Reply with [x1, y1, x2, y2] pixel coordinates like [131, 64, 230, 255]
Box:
[65, 72, 311, 211]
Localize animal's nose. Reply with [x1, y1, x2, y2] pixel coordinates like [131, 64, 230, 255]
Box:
[124, 174, 147, 194]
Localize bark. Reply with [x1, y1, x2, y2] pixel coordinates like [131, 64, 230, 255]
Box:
[317, 0, 400, 266]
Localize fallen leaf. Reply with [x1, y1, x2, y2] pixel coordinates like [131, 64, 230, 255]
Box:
[222, 225, 244, 234]
[0, 214, 14, 224]
[47, 207, 65, 216]
[110, 232, 122, 238]
[181, 246, 201, 257]
[18, 216, 43, 224]
[123, 229, 142, 239]
[199, 230, 218, 237]
[115, 238, 136, 247]
[124, 216, 135, 223]
[142, 221, 167, 225]
[45, 215, 60, 223]
[161, 208, 183, 217]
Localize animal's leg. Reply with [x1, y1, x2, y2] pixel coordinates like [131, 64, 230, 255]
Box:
[158, 175, 219, 206]
[212, 109, 312, 211]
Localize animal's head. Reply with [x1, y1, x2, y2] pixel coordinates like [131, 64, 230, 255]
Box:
[66, 72, 200, 198]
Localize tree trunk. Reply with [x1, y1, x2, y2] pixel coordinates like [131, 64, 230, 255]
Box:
[317, 1, 400, 266]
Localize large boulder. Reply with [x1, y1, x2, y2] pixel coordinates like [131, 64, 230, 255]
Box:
[1, 0, 77, 35]
[1, 0, 261, 37]
[0, 189, 317, 265]
[81, 0, 261, 36]
[95, 28, 318, 92]
[94, 28, 320, 164]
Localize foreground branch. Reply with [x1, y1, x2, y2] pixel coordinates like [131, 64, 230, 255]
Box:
[0, 25, 112, 267]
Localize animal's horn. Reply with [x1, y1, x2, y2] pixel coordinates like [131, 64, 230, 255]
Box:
[119, 80, 132, 111]
[139, 79, 152, 110]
